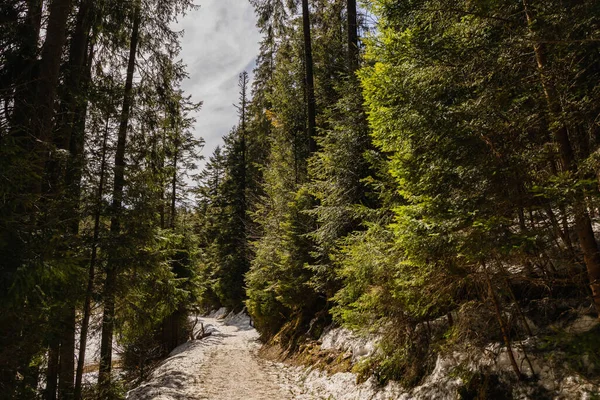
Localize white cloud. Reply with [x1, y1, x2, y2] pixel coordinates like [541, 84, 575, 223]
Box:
[175, 0, 261, 170]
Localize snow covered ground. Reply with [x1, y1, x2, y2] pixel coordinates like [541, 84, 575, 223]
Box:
[127, 312, 328, 400]
[126, 311, 416, 399]
[127, 311, 600, 399]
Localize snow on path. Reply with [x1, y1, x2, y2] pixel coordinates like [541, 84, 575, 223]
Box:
[127, 315, 325, 400]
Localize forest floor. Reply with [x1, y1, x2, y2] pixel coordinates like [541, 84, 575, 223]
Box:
[127, 314, 324, 400]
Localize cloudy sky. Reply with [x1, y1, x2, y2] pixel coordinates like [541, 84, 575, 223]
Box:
[175, 1, 261, 169]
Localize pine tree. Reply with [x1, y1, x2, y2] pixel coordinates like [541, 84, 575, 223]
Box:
[246, 10, 320, 339]
[196, 72, 252, 311]
[98, 1, 142, 392]
[1, 0, 200, 397]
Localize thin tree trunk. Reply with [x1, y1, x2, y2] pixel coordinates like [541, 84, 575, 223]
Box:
[503, 278, 533, 337]
[238, 72, 248, 239]
[347, 0, 359, 73]
[162, 144, 177, 347]
[98, 0, 141, 393]
[523, 0, 600, 317]
[45, 341, 60, 400]
[75, 115, 109, 400]
[170, 147, 178, 229]
[544, 205, 575, 255]
[158, 129, 166, 229]
[240, 72, 248, 218]
[164, 136, 179, 350]
[483, 263, 524, 380]
[301, 0, 317, 154]
[58, 309, 76, 400]
[546, 146, 576, 256]
[500, 276, 536, 376]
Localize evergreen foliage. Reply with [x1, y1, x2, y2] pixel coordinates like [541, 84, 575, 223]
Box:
[0, 0, 202, 397]
[241, 0, 600, 387]
[2, 0, 600, 397]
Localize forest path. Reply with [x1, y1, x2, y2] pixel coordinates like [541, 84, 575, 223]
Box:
[127, 315, 322, 400]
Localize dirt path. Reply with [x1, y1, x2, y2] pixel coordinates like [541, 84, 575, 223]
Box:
[127, 315, 320, 400]
[193, 317, 292, 399]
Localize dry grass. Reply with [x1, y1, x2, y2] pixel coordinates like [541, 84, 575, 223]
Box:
[259, 340, 353, 375]
[81, 360, 122, 374]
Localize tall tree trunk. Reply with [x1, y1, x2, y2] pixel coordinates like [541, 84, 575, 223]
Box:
[301, 0, 317, 154]
[347, 0, 359, 73]
[58, 309, 75, 400]
[32, 0, 74, 193]
[56, 4, 96, 398]
[170, 146, 178, 229]
[163, 136, 179, 351]
[11, 0, 43, 141]
[47, 0, 93, 194]
[523, 0, 600, 317]
[57, 0, 94, 154]
[45, 340, 60, 400]
[74, 114, 109, 400]
[238, 71, 248, 229]
[34, 1, 75, 396]
[98, 0, 141, 393]
[0, 6, 42, 386]
[157, 129, 166, 229]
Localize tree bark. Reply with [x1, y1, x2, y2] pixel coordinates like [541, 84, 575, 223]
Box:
[56, 5, 96, 398]
[11, 0, 43, 141]
[347, 0, 359, 73]
[58, 308, 76, 400]
[98, 0, 141, 393]
[240, 72, 248, 216]
[301, 0, 317, 154]
[45, 340, 60, 400]
[33, 1, 75, 396]
[170, 145, 178, 229]
[158, 128, 166, 229]
[75, 114, 109, 400]
[32, 0, 75, 193]
[238, 71, 248, 233]
[57, 0, 94, 154]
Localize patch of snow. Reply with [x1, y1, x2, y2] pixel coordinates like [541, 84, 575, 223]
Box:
[277, 365, 405, 400]
[320, 327, 378, 363]
[223, 308, 253, 330]
[289, 330, 600, 400]
[127, 314, 600, 400]
[126, 340, 210, 400]
[128, 316, 315, 400]
[206, 307, 228, 319]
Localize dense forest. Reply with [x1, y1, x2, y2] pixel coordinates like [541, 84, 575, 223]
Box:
[1, 0, 600, 398]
